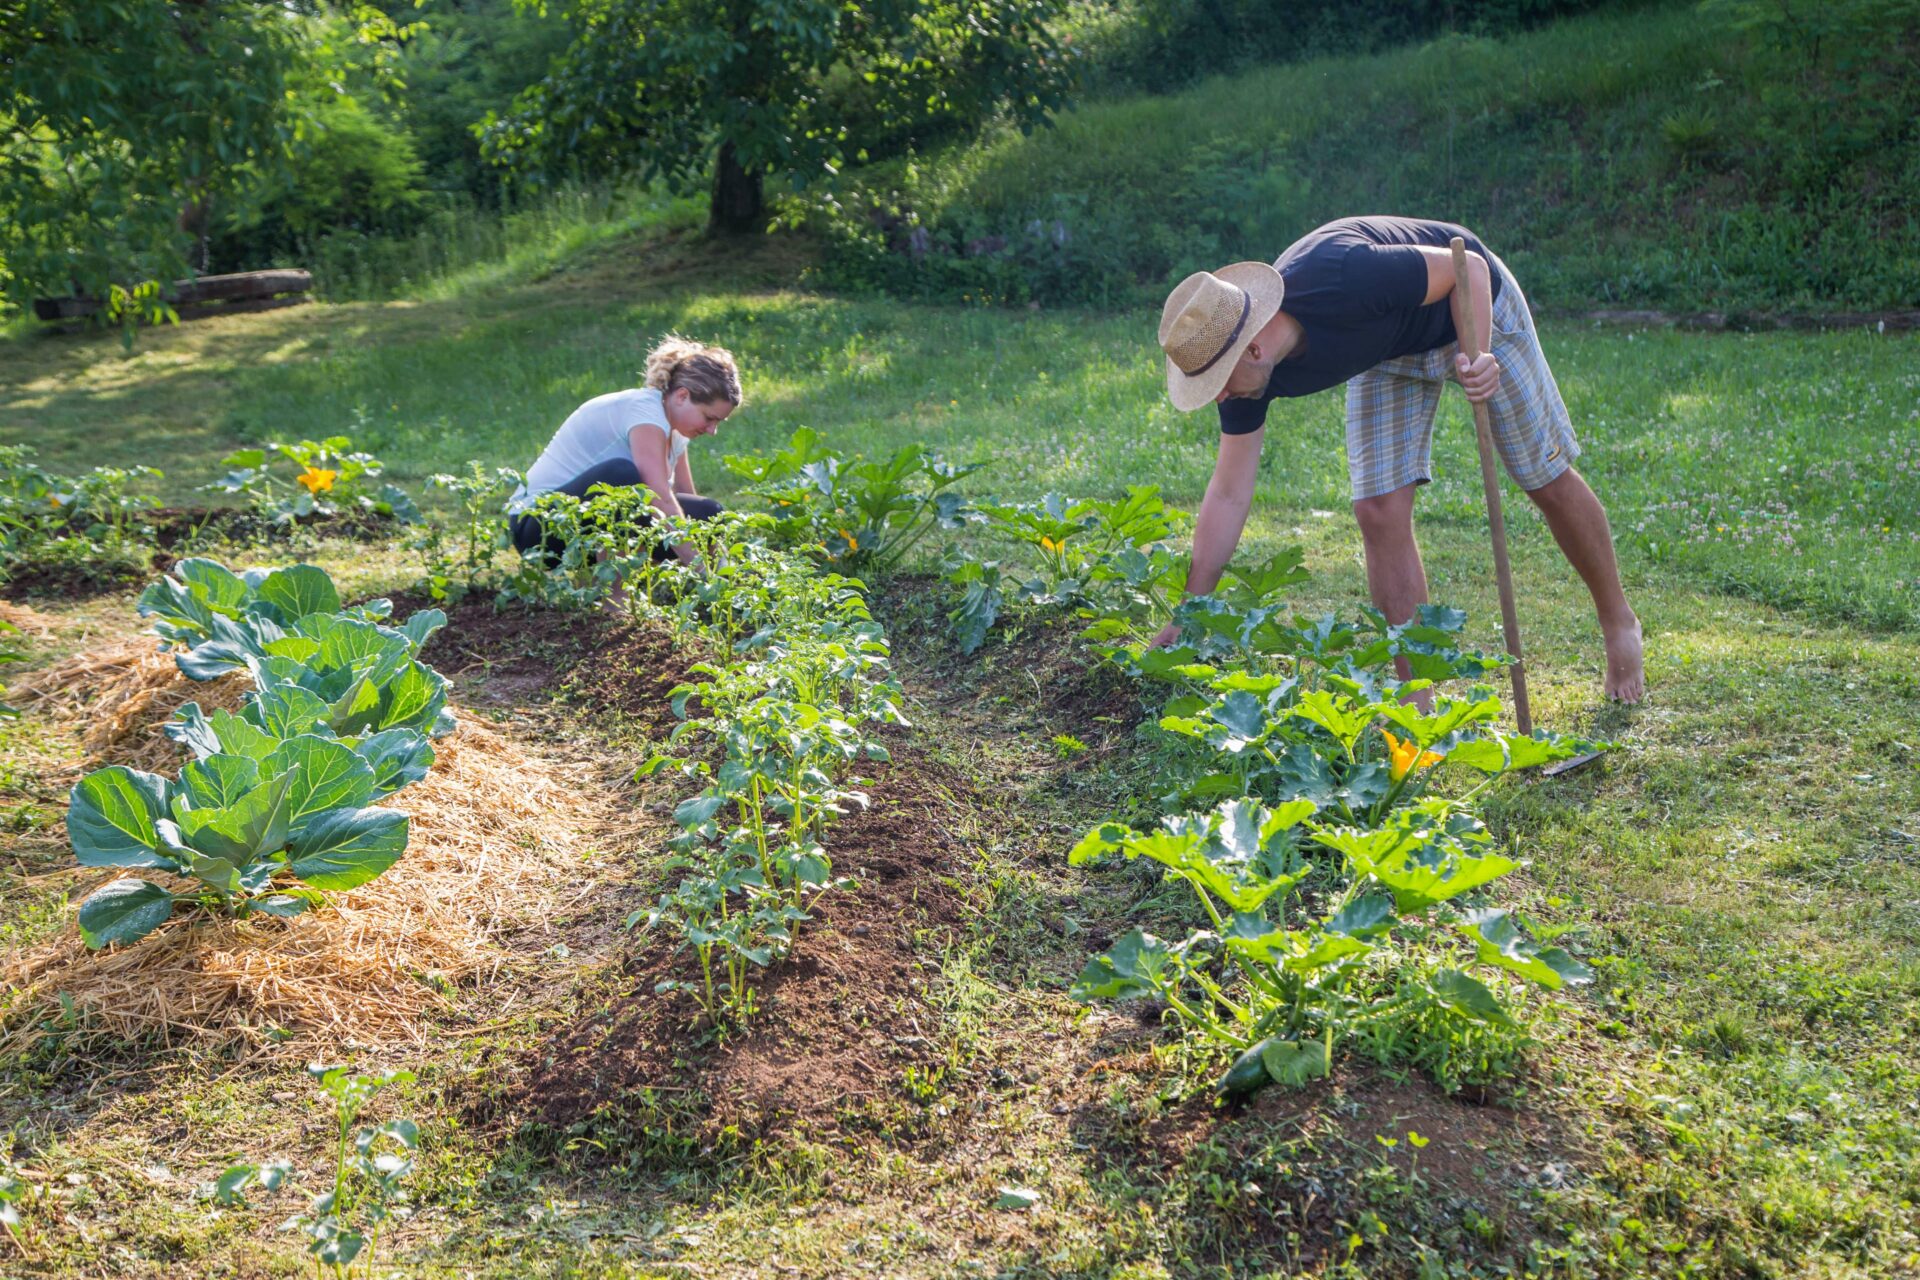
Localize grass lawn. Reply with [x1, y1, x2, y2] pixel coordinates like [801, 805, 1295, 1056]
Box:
[0, 234, 1916, 1278]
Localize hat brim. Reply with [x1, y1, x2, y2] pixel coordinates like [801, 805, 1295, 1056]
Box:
[1164, 261, 1286, 413]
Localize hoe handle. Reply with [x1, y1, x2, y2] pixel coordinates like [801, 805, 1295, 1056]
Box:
[1450, 236, 1532, 736]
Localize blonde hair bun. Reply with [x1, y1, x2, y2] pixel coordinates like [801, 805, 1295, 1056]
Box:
[643, 335, 744, 407]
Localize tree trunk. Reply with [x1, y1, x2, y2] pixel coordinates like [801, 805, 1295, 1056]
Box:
[708, 139, 764, 235]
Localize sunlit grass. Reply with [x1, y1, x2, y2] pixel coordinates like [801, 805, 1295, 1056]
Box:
[3, 253, 1912, 628]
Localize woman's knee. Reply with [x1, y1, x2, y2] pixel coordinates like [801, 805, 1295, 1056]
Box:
[556, 458, 644, 498]
[677, 494, 723, 520]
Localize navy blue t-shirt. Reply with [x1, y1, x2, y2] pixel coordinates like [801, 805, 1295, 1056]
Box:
[1217, 216, 1507, 435]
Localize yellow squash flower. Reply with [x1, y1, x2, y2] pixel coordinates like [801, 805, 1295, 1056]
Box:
[296, 466, 338, 495]
[1040, 535, 1063, 554]
[840, 528, 859, 551]
[1381, 729, 1444, 782]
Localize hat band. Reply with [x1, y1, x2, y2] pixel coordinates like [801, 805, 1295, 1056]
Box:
[1182, 292, 1252, 377]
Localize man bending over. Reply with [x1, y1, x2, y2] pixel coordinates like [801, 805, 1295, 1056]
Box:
[1153, 214, 1644, 703]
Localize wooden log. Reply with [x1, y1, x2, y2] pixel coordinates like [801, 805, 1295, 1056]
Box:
[167, 269, 312, 305]
[32, 269, 313, 322]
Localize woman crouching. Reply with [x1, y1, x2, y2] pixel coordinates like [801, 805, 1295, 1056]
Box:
[508, 336, 741, 568]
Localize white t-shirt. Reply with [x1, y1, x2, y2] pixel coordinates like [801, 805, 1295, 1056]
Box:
[509, 388, 687, 513]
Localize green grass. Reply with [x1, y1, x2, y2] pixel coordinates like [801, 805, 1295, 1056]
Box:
[813, 0, 1920, 313]
[3, 234, 1913, 630]
[1, 230, 1917, 1277]
[301, 180, 709, 303]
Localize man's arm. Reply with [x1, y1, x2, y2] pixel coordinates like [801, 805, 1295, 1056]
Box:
[1149, 427, 1265, 647]
[1413, 245, 1500, 402]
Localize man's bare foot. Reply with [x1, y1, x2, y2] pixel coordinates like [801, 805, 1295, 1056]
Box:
[1602, 614, 1645, 702]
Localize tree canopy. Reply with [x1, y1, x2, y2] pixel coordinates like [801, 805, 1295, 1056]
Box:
[0, 0, 410, 318]
[478, 0, 1075, 232]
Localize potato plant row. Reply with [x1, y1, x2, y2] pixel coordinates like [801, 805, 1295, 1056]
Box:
[512, 486, 906, 1029]
[65, 559, 453, 948]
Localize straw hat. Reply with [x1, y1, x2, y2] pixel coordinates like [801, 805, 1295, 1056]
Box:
[1158, 263, 1286, 411]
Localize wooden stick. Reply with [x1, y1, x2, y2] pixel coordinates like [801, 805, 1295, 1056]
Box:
[1449, 236, 1532, 736]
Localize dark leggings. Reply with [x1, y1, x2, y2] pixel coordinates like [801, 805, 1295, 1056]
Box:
[509, 457, 723, 560]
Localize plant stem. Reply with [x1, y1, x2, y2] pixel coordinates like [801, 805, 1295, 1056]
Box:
[1162, 989, 1248, 1047]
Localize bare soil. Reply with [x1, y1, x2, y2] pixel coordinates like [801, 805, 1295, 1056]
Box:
[391, 591, 716, 738]
[502, 741, 972, 1141]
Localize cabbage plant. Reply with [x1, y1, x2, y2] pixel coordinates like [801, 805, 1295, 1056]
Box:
[68, 744, 410, 948]
[140, 559, 376, 646]
[67, 557, 448, 950]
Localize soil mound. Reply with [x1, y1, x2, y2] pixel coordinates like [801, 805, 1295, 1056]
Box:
[509, 744, 971, 1140]
[877, 577, 1147, 741]
[393, 593, 714, 739]
[4, 633, 638, 1050]
[1047, 1014, 1572, 1265]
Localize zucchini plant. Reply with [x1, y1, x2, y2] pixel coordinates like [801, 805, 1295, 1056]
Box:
[947, 485, 1191, 653]
[0, 444, 163, 590]
[723, 426, 984, 570]
[1069, 794, 1591, 1097]
[1067, 548, 1605, 1097]
[204, 436, 417, 527]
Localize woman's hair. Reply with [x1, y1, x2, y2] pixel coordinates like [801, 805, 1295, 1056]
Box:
[643, 335, 743, 407]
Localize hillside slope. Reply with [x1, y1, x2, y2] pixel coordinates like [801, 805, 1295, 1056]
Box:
[817, 1, 1920, 313]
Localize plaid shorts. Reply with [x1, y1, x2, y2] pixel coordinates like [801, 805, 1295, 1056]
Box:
[1344, 264, 1578, 501]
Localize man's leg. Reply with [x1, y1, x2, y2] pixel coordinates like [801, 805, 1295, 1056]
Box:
[1523, 467, 1644, 702]
[1479, 256, 1646, 704]
[1353, 482, 1435, 706]
[1354, 481, 1428, 625]
[1347, 348, 1447, 704]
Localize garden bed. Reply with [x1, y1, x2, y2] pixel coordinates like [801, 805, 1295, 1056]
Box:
[0, 507, 409, 605]
[504, 741, 970, 1142]
[2, 602, 647, 1052]
[146, 504, 402, 551]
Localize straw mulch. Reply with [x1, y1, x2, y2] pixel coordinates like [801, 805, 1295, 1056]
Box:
[0, 600, 60, 637]
[12, 638, 251, 774]
[3, 642, 642, 1051]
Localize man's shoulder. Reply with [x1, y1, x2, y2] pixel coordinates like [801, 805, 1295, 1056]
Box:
[1279, 219, 1368, 264]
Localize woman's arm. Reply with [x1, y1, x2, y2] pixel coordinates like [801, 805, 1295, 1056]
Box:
[629, 426, 700, 565]
[673, 448, 696, 497]
[1149, 427, 1265, 647]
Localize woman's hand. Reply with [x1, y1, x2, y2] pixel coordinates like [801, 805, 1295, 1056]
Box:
[1148, 621, 1182, 650]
